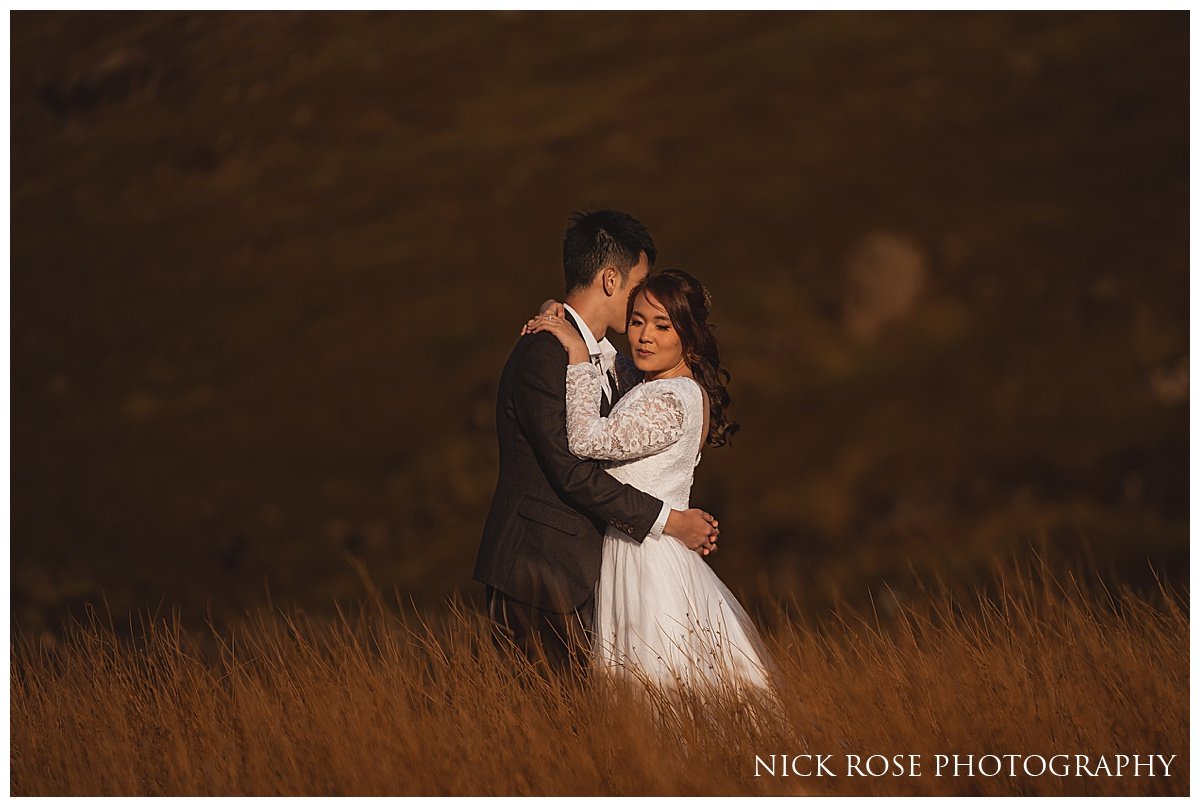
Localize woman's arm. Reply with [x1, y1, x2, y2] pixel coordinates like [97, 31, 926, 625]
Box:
[565, 363, 686, 461]
[514, 334, 720, 555]
[511, 334, 665, 542]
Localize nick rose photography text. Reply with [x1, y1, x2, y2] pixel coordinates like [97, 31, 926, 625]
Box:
[754, 753, 1178, 778]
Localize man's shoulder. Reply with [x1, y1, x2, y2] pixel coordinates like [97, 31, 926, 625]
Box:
[614, 353, 644, 389]
[509, 331, 567, 369]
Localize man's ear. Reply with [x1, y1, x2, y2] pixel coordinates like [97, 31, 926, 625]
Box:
[601, 267, 617, 297]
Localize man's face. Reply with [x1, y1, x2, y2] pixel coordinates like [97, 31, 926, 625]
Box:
[611, 251, 651, 333]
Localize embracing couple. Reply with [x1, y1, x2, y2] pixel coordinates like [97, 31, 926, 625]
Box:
[474, 209, 773, 693]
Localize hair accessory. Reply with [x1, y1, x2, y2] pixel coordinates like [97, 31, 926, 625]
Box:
[702, 285, 713, 313]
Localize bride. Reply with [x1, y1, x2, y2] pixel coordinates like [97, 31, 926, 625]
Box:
[524, 269, 776, 694]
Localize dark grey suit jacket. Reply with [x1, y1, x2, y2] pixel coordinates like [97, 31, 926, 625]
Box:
[474, 323, 662, 613]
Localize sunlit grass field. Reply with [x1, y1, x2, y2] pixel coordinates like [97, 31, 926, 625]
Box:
[12, 555, 1187, 796]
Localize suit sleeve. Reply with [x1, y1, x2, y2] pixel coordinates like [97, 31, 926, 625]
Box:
[512, 333, 664, 542]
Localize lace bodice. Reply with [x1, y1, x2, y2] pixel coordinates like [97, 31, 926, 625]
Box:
[565, 362, 705, 511]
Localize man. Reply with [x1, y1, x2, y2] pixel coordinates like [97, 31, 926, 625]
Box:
[474, 210, 720, 671]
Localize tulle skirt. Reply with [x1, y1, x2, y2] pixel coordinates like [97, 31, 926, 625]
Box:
[591, 527, 777, 695]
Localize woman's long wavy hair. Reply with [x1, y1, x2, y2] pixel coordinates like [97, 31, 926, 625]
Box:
[626, 269, 740, 448]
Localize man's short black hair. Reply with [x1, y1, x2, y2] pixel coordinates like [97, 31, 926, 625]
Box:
[562, 209, 657, 294]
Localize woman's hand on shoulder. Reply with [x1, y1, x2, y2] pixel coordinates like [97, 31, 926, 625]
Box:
[523, 311, 590, 364]
[520, 299, 565, 335]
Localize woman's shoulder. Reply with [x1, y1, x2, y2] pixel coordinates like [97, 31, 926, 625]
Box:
[639, 375, 705, 409]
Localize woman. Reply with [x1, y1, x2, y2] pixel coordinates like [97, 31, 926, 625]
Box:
[524, 269, 775, 694]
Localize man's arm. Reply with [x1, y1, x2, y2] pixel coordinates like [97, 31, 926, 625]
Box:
[513, 333, 717, 551]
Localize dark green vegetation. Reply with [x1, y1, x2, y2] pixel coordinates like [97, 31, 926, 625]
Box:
[11, 12, 1187, 633]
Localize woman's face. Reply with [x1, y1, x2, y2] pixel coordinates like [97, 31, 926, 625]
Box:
[627, 290, 685, 376]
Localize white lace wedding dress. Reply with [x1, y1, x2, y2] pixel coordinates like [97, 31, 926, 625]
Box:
[565, 362, 776, 693]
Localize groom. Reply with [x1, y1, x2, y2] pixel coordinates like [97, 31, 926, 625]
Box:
[474, 209, 720, 671]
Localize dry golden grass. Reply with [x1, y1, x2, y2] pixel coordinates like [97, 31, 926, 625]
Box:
[11, 556, 1188, 796]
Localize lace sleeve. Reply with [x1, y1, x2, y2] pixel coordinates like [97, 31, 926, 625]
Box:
[565, 363, 687, 461]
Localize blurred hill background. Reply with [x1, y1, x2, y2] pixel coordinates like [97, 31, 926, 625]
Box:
[11, 11, 1188, 634]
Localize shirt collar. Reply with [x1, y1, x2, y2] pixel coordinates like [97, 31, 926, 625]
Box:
[562, 303, 615, 363]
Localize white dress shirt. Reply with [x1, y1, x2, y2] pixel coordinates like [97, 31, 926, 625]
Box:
[562, 302, 616, 400]
[562, 302, 670, 541]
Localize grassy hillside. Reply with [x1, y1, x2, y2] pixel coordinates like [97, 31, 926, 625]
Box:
[10, 11, 1188, 632]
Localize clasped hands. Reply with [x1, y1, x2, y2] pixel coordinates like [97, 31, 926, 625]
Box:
[667, 508, 720, 557]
